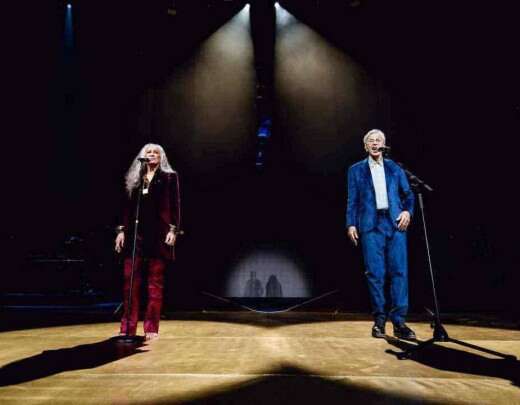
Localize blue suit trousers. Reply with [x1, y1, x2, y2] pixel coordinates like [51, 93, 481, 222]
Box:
[360, 211, 408, 325]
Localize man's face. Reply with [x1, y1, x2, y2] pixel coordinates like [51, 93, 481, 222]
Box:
[145, 147, 161, 165]
[365, 134, 385, 159]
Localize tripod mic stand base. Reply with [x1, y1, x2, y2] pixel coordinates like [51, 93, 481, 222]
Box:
[433, 323, 449, 341]
[396, 321, 449, 359]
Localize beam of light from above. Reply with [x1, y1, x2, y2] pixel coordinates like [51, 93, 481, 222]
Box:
[158, 5, 255, 173]
[274, 4, 380, 173]
[211, 6, 250, 57]
[275, 2, 295, 28]
[242, 3, 250, 17]
[64, 3, 74, 51]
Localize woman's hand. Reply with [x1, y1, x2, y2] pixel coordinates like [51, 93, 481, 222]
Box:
[165, 231, 176, 246]
[115, 232, 125, 253]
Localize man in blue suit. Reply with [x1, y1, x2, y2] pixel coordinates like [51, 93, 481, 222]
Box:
[346, 129, 416, 339]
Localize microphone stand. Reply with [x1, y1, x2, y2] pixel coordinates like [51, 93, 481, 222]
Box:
[391, 159, 516, 361]
[117, 162, 147, 344]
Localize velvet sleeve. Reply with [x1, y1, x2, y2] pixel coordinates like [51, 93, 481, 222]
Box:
[163, 172, 181, 230]
[171, 172, 181, 229]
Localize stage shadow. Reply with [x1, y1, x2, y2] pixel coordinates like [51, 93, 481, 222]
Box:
[0, 337, 147, 387]
[149, 364, 447, 405]
[385, 337, 520, 387]
[0, 310, 117, 333]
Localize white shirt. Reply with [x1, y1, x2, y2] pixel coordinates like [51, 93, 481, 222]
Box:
[368, 156, 389, 210]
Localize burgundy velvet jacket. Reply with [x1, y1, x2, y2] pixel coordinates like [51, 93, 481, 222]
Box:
[120, 170, 181, 261]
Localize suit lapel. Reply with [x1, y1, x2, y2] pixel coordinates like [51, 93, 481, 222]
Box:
[383, 160, 394, 189]
[363, 159, 376, 200]
[383, 159, 395, 192]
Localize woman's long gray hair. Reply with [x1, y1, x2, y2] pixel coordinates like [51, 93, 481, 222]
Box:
[125, 143, 175, 197]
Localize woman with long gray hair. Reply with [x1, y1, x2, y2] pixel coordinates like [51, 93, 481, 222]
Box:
[115, 143, 181, 340]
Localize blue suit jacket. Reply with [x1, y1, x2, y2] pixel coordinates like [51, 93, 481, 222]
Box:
[346, 158, 415, 233]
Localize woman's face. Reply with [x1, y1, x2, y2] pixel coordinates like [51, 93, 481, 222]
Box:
[145, 147, 161, 165]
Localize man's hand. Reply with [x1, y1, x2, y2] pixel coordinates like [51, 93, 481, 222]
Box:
[165, 231, 177, 246]
[347, 226, 359, 246]
[396, 211, 411, 231]
[115, 232, 125, 253]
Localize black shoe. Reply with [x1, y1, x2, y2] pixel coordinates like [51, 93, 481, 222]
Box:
[393, 324, 416, 340]
[372, 323, 386, 338]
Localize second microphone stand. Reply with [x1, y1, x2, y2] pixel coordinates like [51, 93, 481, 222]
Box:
[392, 162, 516, 361]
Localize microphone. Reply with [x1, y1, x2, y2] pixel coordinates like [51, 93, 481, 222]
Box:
[377, 146, 391, 152]
[137, 157, 150, 162]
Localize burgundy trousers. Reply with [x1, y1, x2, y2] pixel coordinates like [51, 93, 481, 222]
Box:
[120, 257, 166, 335]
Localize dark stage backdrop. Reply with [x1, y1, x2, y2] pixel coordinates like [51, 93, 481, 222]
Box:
[3, 0, 519, 317]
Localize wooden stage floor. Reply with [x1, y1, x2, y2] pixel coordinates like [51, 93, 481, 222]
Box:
[0, 312, 519, 404]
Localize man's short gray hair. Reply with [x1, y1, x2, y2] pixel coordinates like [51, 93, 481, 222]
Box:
[363, 129, 386, 145]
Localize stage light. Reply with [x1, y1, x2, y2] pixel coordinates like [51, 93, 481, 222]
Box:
[65, 1, 74, 50]
[275, 2, 294, 28]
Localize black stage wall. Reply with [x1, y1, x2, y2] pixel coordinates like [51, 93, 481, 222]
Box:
[3, 0, 519, 317]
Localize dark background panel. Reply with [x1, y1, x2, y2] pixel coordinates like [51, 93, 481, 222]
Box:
[3, 0, 519, 317]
